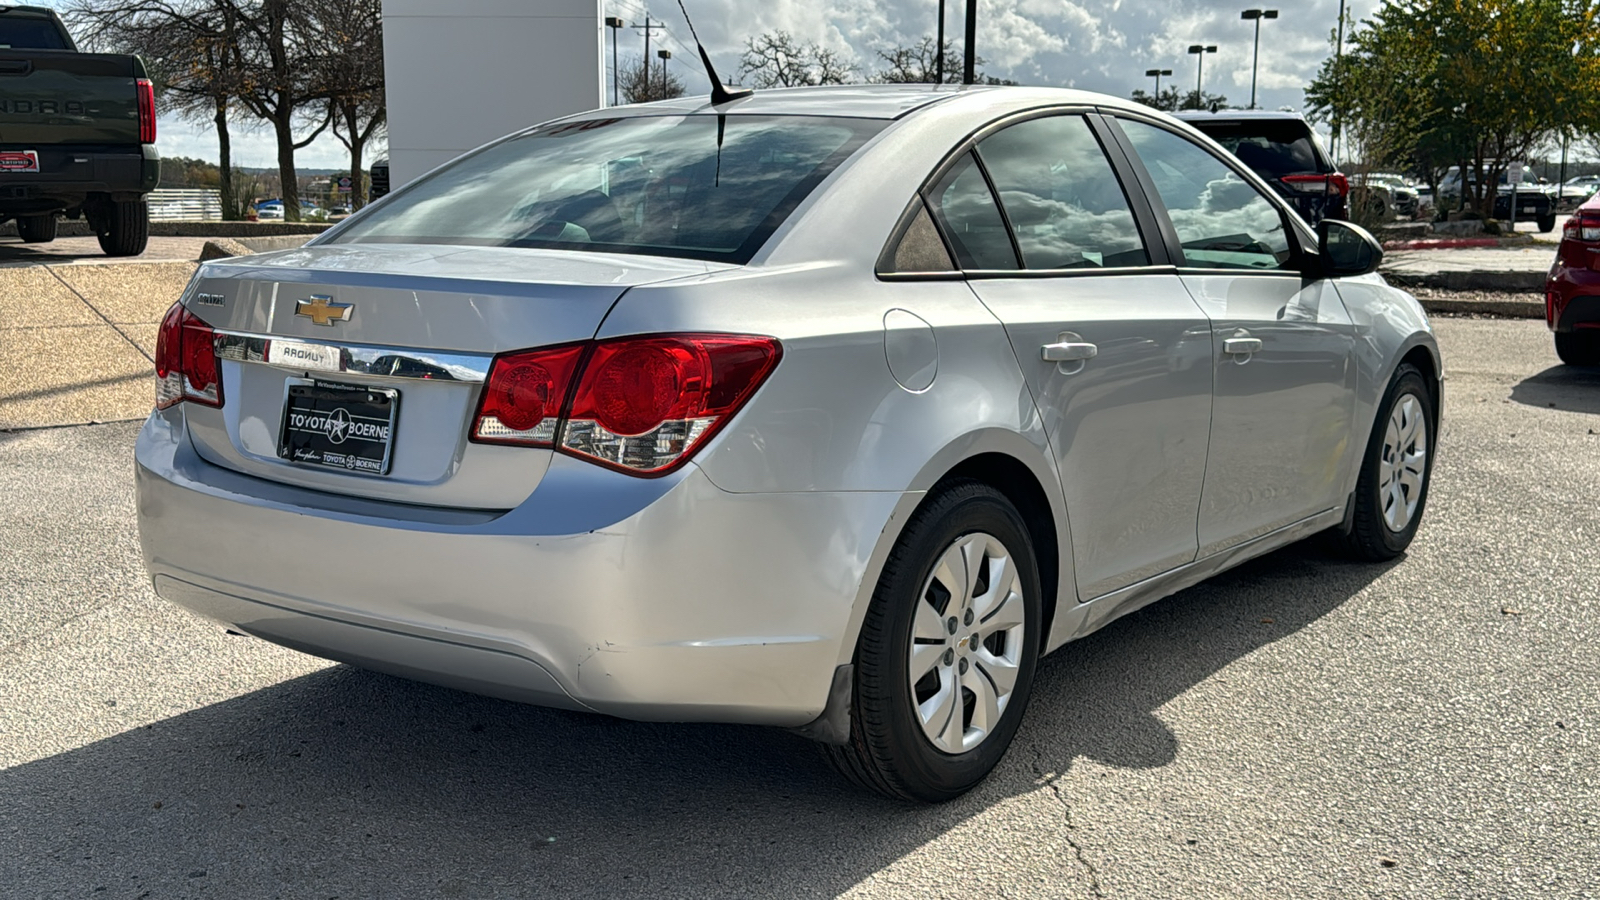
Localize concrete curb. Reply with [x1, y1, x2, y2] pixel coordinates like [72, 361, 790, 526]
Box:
[1381, 269, 1547, 292]
[199, 234, 314, 260]
[1, 220, 331, 239]
[1413, 296, 1544, 318]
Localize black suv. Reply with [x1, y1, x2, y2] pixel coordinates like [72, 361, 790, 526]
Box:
[1174, 110, 1347, 225]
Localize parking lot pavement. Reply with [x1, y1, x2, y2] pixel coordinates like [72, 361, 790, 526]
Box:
[1, 317, 1596, 899]
[0, 257, 195, 429]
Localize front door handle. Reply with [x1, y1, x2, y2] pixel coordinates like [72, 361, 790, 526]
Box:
[1041, 341, 1098, 362]
[1223, 337, 1263, 355]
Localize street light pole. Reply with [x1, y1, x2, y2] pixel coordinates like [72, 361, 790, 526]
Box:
[963, 0, 977, 85]
[1187, 44, 1216, 109]
[604, 16, 624, 106]
[1240, 9, 1277, 109]
[1145, 67, 1172, 102]
[657, 49, 672, 98]
[936, 0, 946, 84]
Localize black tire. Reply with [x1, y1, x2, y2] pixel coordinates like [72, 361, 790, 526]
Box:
[16, 214, 56, 243]
[823, 480, 1042, 802]
[1338, 363, 1435, 561]
[95, 199, 149, 257]
[1555, 331, 1600, 366]
[1537, 213, 1557, 234]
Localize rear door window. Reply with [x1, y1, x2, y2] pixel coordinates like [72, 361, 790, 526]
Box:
[975, 114, 1149, 269]
[1118, 119, 1293, 271]
[1192, 121, 1328, 177]
[0, 19, 70, 49]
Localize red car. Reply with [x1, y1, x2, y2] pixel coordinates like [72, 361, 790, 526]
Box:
[1547, 193, 1600, 365]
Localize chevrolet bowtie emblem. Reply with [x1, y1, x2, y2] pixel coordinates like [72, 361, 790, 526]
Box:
[295, 295, 353, 327]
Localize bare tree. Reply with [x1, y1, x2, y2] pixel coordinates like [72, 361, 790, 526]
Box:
[620, 55, 686, 103]
[64, 0, 252, 218]
[232, 0, 331, 222]
[869, 36, 1016, 85]
[737, 32, 855, 88]
[299, 0, 384, 210]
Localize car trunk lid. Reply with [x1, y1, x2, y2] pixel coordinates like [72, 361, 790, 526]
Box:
[179, 243, 728, 509]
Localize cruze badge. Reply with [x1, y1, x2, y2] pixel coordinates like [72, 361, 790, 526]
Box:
[295, 295, 353, 326]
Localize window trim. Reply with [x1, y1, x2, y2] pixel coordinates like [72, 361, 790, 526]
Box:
[876, 104, 1175, 280]
[1097, 108, 1318, 278]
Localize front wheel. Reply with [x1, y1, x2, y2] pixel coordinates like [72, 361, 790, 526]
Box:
[16, 214, 56, 243]
[1556, 331, 1600, 366]
[824, 481, 1042, 802]
[1338, 363, 1435, 560]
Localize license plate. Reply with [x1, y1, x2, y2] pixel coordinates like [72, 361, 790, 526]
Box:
[1522, 206, 1537, 213]
[0, 150, 39, 173]
[278, 380, 398, 475]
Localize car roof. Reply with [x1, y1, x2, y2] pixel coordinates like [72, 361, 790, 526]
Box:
[576, 83, 1162, 122]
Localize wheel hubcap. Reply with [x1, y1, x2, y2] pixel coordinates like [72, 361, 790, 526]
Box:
[908, 532, 1027, 754]
[1378, 392, 1428, 533]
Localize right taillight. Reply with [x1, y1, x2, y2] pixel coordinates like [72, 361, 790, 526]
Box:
[136, 77, 156, 144]
[154, 301, 222, 409]
[1564, 211, 1600, 243]
[471, 333, 781, 476]
[1282, 173, 1343, 195]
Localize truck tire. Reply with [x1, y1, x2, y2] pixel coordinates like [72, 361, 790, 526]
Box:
[95, 199, 149, 257]
[16, 215, 57, 243]
[1536, 213, 1556, 234]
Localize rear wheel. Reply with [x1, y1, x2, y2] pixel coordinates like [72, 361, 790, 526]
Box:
[95, 199, 149, 257]
[1556, 331, 1600, 366]
[1338, 363, 1434, 561]
[824, 481, 1041, 802]
[16, 214, 56, 243]
[1537, 213, 1557, 233]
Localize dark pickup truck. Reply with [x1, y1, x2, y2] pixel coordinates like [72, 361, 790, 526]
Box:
[0, 5, 159, 255]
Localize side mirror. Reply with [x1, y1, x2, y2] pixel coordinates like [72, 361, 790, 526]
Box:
[1316, 218, 1384, 277]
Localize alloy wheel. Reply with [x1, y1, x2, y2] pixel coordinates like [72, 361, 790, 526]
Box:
[907, 531, 1028, 754]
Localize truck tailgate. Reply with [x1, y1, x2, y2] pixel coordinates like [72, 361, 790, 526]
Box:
[0, 50, 142, 145]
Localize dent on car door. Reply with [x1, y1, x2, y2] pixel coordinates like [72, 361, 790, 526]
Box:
[1112, 117, 1358, 555]
[924, 113, 1213, 600]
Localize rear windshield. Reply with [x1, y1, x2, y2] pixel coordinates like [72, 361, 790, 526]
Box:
[1191, 121, 1329, 178]
[330, 115, 884, 264]
[0, 18, 71, 50]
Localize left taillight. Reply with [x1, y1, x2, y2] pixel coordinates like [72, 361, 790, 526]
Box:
[154, 301, 221, 409]
[136, 78, 156, 144]
[471, 333, 782, 477]
[1564, 210, 1600, 243]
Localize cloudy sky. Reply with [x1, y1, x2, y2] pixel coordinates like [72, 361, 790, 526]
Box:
[43, 0, 1378, 170]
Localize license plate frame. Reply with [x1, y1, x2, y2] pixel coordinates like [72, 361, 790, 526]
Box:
[277, 379, 399, 476]
[0, 150, 40, 173]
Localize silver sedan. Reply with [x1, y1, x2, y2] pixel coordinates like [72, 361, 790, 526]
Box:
[136, 85, 1440, 802]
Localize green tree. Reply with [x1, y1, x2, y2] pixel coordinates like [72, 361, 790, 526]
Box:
[1308, 0, 1600, 218]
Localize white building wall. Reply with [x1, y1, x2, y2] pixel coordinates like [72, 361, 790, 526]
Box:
[380, 0, 603, 188]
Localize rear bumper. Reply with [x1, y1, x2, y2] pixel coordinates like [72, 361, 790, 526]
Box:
[0, 144, 158, 214]
[1546, 262, 1600, 332]
[135, 410, 903, 726]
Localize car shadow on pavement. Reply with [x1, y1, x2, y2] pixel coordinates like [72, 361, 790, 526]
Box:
[0, 543, 1393, 899]
[1510, 364, 1600, 415]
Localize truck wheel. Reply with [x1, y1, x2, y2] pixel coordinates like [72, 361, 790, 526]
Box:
[1555, 332, 1600, 367]
[1536, 213, 1556, 234]
[16, 215, 57, 243]
[96, 199, 149, 257]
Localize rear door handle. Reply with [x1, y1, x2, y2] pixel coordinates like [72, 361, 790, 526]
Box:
[1224, 337, 1263, 355]
[1041, 341, 1098, 362]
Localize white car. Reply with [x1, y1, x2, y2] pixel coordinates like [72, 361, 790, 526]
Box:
[136, 85, 1440, 801]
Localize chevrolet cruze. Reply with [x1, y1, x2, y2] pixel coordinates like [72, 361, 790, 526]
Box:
[137, 85, 1441, 801]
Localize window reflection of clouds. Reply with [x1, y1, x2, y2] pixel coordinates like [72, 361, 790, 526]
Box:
[977, 116, 1147, 269]
[334, 116, 861, 258]
[1121, 120, 1289, 268]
